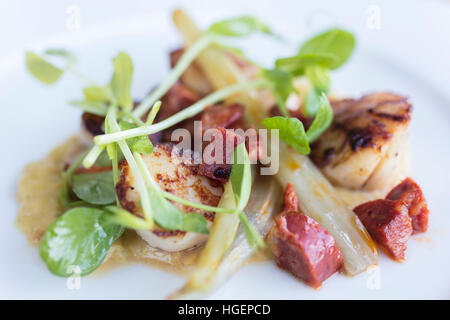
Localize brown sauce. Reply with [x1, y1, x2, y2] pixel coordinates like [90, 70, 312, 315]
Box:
[16, 136, 201, 277]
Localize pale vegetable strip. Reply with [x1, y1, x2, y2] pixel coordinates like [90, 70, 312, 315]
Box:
[170, 176, 281, 299]
[169, 11, 268, 299]
[172, 9, 269, 126]
[171, 181, 240, 298]
[172, 9, 248, 90]
[173, 9, 377, 276]
[276, 144, 378, 275]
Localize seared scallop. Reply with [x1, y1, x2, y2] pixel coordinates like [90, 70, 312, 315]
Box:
[310, 92, 412, 191]
[116, 143, 223, 252]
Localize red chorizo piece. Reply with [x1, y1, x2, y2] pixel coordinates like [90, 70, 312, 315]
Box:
[386, 177, 429, 234]
[200, 104, 244, 132]
[82, 112, 104, 136]
[198, 128, 244, 183]
[354, 199, 412, 262]
[159, 82, 200, 121]
[269, 184, 343, 288]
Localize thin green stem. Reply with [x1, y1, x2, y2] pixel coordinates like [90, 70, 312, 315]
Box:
[67, 148, 90, 176]
[112, 148, 120, 207]
[95, 79, 265, 145]
[162, 191, 235, 214]
[133, 34, 215, 118]
[105, 206, 151, 230]
[134, 152, 160, 190]
[107, 108, 154, 228]
[82, 144, 105, 168]
[146, 101, 161, 125]
[67, 66, 98, 86]
[120, 111, 145, 126]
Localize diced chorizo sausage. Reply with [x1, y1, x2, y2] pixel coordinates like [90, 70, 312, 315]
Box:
[200, 104, 244, 132]
[198, 128, 244, 183]
[386, 177, 429, 234]
[269, 184, 343, 288]
[159, 82, 200, 121]
[354, 199, 412, 262]
[81, 112, 104, 136]
[282, 183, 299, 212]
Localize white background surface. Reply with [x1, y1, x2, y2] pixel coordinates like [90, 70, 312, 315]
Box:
[1, 0, 449, 299]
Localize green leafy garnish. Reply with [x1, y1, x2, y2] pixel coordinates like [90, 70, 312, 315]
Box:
[262, 116, 310, 154]
[145, 189, 210, 234]
[181, 213, 210, 235]
[83, 85, 111, 102]
[238, 212, 265, 249]
[303, 87, 321, 117]
[305, 64, 330, 93]
[208, 15, 275, 37]
[72, 171, 116, 205]
[119, 121, 153, 154]
[298, 28, 355, 70]
[306, 93, 333, 143]
[146, 101, 161, 125]
[230, 143, 252, 212]
[109, 52, 134, 111]
[275, 52, 337, 76]
[25, 52, 63, 85]
[39, 207, 123, 277]
[148, 188, 184, 231]
[44, 49, 77, 66]
[69, 100, 108, 116]
[228, 144, 264, 248]
[261, 69, 297, 117]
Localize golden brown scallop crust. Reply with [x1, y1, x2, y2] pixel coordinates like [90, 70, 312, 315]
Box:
[310, 92, 412, 190]
[116, 143, 223, 239]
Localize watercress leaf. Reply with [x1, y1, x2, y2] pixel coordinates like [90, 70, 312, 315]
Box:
[109, 52, 134, 111]
[305, 64, 330, 93]
[59, 172, 72, 207]
[238, 212, 265, 249]
[306, 93, 333, 143]
[275, 52, 337, 76]
[302, 88, 320, 117]
[148, 189, 183, 230]
[119, 121, 153, 154]
[25, 52, 64, 85]
[261, 68, 296, 117]
[208, 15, 274, 37]
[68, 100, 108, 116]
[230, 143, 252, 212]
[39, 207, 121, 277]
[83, 85, 112, 103]
[181, 213, 210, 235]
[95, 148, 114, 167]
[72, 171, 115, 205]
[262, 116, 310, 154]
[299, 28, 356, 70]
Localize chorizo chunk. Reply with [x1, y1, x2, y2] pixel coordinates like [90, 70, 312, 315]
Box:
[269, 184, 343, 288]
[386, 177, 429, 233]
[198, 128, 244, 184]
[354, 199, 412, 262]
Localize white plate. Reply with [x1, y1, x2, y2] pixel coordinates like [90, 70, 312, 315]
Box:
[1, 0, 449, 299]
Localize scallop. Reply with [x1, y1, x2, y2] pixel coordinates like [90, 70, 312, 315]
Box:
[310, 92, 412, 191]
[116, 143, 223, 252]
